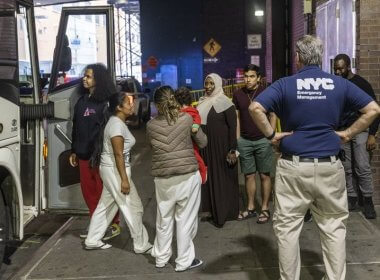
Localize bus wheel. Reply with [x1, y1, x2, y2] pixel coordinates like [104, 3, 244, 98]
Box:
[0, 190, 9, 270]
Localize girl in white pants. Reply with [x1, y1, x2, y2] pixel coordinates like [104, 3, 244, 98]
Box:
[85, 92, 152, 253]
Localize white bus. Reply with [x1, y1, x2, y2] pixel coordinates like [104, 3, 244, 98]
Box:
[0, 0, 121, 266]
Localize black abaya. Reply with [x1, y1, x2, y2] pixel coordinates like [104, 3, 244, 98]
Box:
[200, 106, 239, 227]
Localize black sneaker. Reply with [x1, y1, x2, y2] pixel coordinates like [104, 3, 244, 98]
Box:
[358, 191, 364, 207]
[363, 197, 377, 219]
[175, 258, 203, 272]
[189, 258, 203, 270]
[347, 196, 357, 211]
[102, 223, 121, 241]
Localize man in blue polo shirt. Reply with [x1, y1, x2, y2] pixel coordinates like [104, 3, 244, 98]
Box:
[249, 35, 380, 280]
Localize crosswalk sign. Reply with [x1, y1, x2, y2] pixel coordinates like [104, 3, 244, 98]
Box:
[203, 38, 221, 57]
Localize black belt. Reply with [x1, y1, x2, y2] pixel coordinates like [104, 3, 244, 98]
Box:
[281, 154, 337, 163]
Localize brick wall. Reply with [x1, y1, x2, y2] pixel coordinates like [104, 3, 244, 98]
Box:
[357, 0, 380, 204]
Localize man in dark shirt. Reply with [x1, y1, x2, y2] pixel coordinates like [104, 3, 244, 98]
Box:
[334, 54, 379, 219]
[250, 35, 380, 280]
[232, 64, 276, 224]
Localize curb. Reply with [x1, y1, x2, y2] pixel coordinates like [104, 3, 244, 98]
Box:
[9, 216, 76, 280]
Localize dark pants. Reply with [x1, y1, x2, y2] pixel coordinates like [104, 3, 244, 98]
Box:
[342, 131, 374, 198]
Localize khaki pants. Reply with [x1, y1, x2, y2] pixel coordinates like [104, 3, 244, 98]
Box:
[273, 157, 348, 280]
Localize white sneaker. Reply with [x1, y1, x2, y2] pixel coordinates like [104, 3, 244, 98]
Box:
[84, 242, 112, 250]
[135, 244, 153, 254]
[155, 262, 166, 268]
[79, 231, 88, 239]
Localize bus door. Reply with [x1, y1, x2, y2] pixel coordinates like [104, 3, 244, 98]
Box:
[17, 0, 44, 225]
[47, 6, 115, 210]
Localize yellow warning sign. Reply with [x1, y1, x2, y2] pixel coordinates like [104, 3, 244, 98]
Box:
[203, 38, 221, 57]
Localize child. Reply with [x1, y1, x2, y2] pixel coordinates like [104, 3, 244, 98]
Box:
[174, 87, 207, 184]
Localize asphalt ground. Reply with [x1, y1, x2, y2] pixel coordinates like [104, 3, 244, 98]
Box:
[3, 124, 380, 280]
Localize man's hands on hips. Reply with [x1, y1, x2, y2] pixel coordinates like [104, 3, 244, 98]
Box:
[335, 130, 351, 144]
[271, 131, 293, 147]
[335, 131, 377, 151]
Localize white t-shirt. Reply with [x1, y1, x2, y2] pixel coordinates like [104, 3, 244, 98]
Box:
[100, 116, 136, 167]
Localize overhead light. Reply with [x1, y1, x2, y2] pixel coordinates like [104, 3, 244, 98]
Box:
[255, 10, 264, 17]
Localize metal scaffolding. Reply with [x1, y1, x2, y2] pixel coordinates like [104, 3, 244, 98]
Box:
[112, 0, 141, 81]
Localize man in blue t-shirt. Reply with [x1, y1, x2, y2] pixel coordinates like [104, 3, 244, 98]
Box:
[249, 35, 380, 280]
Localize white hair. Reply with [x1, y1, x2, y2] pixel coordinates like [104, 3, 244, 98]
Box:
[296, 35, 323, 66]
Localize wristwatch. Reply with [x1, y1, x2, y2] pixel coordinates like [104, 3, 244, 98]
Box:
[266, 130, 276, 140]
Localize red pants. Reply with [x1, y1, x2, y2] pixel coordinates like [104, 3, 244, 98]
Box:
[193, 145, 207, 184]
[79, 159, 119, 224]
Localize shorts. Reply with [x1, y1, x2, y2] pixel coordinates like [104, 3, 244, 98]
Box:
[237, 137, 274, 175]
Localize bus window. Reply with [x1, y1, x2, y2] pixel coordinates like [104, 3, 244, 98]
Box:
[17, 5, 34, 97]
[0, 9, 18, 105]
[54, 13, 107, 89]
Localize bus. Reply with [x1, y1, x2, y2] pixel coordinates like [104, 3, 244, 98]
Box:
[0, 0, 119, 266]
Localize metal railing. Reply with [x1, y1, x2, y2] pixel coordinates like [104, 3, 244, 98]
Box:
[190, 77, 269, 104]
[187, 77, 281, 132]
[190, 79, 246, 105]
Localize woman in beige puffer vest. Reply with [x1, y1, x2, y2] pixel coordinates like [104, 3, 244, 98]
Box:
[146, 86, 207, 272]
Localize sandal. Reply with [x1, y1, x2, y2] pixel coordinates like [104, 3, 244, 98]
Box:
[237, 209, 257, 221]
[257, 209, 271, 224]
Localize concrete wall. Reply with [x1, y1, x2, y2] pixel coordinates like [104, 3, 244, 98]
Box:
[201, 0, 246, 79]
[141, 0, 267, 89]
[201, 0, 266, 80]
[140, 0, 203, 90]
[266, 0, 288, 83]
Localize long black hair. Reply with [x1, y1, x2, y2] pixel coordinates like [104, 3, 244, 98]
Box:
[89, 92, 126, 168]
[81, 63, 117, 103]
